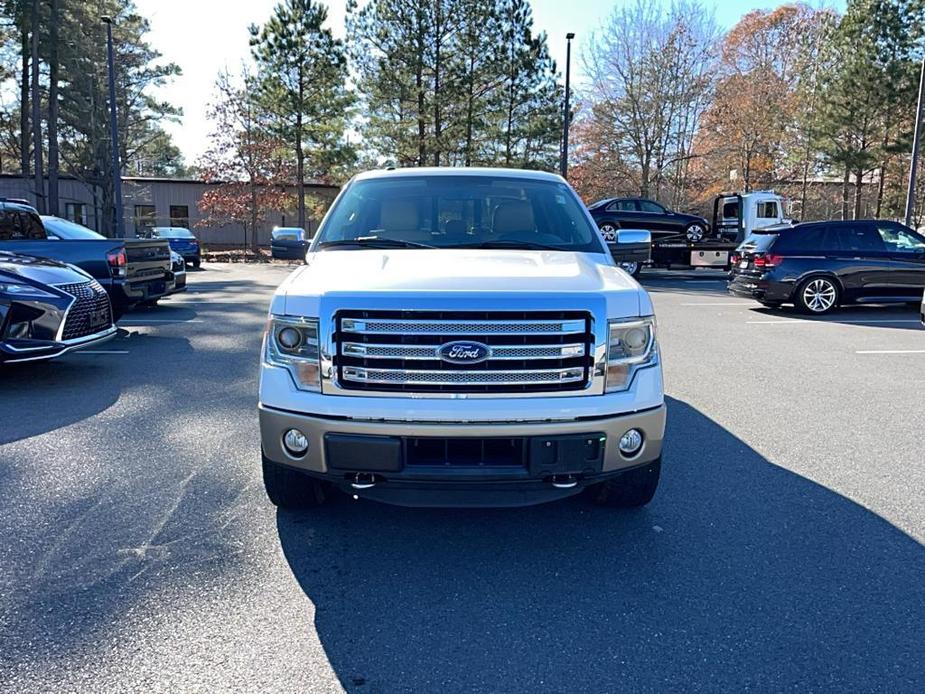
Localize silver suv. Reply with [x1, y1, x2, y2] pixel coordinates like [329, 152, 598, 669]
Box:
[258, 168, 665, 508]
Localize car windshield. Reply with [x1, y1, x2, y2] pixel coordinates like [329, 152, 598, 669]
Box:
[273, 228, 302, 240]
[154, 227, 195, 239]
[41, 216, 105, 239]
[314, 174, 605, 253]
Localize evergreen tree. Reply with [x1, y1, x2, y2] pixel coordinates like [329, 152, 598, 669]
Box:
[250, 0, 354, 230]
[816, 0, 925, 219]
[346, 0, 561, 170]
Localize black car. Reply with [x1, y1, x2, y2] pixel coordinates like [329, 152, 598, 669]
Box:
[588, 197, 720, 272]
[589, 198, 710, 241]
[270, 227, 310, 260]
[728, 219, 925, 314]
[1, 251, 116, 363]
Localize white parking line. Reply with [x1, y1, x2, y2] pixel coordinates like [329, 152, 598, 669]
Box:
[681, 302, 752, 306]
[747, 319, 920, 325]
[119, 319, 204, 324]
[856, 349, 925, 354]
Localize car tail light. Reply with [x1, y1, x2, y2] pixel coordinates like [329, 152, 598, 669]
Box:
[730, 252, 740, 265]
[107, 248, 127, 277]
[753, 254, 782, 269]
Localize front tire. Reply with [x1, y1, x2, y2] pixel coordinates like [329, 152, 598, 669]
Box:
[795, 276, 839, 315]
[618, 261, 642, 278]
[192, 259, 201, 269]
[262, 452, 329, 509]
[586, 458, 661, 508]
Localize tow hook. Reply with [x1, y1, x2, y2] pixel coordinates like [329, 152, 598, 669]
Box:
[549, 474, 579, 489]
[350, 472, 378, 490]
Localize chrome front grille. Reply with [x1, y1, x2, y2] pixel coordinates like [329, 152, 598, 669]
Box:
[334, 310, 593, 394]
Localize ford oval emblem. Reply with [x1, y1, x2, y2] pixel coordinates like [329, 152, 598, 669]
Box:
[437, 340, 492, 365]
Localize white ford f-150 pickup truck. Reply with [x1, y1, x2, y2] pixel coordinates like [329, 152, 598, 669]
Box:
[258, 167, 665, 508]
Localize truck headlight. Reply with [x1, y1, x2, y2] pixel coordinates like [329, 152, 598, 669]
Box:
[265, 316, 321, 391]
[605, 317, 657, 392]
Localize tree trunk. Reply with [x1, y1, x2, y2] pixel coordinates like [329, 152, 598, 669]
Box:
[296, 69, 306, 231]
[47, 0, 60, 215]
[30, 0, 45, 213]
[464, 54, 474, 167]
[432, 1, 442, 167]
[875, 163, 886, 218]
[19, 29, 29, 176]
[853, 169, 863, 220]
[840, 165, 850, 221]
[416, 7, 426, 166]
[250, 179, 259, 255]
[799, 159, 810, 221]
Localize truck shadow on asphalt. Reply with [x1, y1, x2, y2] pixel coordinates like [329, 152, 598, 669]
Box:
[277, 397, 925, 692]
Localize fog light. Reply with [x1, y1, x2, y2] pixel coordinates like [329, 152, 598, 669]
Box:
[283, 428, 309, 456]
[618, 429, 644, 457]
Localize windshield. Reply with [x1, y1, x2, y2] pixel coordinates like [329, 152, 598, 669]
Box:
[41, 216, 105, 240]
[273, 228, 303, 240]
[154, 227, 195, 239]
[314, 174, 605, 253]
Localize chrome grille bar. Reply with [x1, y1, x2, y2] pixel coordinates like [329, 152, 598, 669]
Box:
[341, 318, 587, 335]
[342, 366, 586, 386]
[341, 342, 587, 360]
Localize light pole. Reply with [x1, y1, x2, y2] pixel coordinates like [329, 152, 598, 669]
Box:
[102, 16, 124, 238]
[905, 53, 925, 228]
[560, 32, 575, 179]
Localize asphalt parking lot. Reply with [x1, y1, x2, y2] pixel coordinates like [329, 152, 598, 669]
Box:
[1, 263, 924, 692]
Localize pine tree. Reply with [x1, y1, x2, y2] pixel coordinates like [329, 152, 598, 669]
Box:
[250, 0, 353, 230]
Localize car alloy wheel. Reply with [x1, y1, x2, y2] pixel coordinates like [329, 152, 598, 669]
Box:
[802, 278, 837, 313]
[686, 224, 706, 242]
[619, 261, 640, 276]
[599, 223, 618, 242]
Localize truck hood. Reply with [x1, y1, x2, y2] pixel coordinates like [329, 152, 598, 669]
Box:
[276, 249, 651, 317]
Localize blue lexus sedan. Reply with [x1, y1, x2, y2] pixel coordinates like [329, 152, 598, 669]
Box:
[152, 227, 202, 268]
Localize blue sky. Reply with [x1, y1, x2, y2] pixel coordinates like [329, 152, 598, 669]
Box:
[135, 0, 845, 163]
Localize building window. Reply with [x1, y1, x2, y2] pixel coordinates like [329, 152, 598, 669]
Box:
[134, 205, 157, 236]
[169, 205, 189, 228]
[65, 202, 87, 225]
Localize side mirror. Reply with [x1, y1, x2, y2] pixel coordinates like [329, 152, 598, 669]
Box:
[609, 229, 651, 265]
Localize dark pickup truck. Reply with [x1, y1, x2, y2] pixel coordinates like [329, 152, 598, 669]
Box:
[0, 199, 172, 319]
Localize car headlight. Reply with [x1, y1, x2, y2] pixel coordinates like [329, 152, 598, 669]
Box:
[0, 281, 57, 299]
[605, 316, 657, 392]
[264, 316, 321, 391]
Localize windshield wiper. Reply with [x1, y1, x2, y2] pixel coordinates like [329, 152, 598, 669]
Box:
[453, 240, 566, 251]
[317, 237, 436, 250]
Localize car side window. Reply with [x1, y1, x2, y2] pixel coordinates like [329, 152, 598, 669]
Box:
[606, 200, 638, 212]
[638, 200, 664, 214]
[0, 210, 45, 240]
[21, 212, 47, 239]
[0, 210, 20, 240]
[756, 202, 779, 219]
[776, 227, 826, 253]
[875, 224, 925, 254]
[839, 225, 887, 253]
